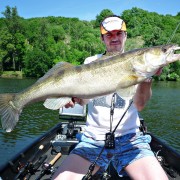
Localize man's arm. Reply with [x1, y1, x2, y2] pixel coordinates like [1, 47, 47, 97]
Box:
[133, 67, 163, 111]
[133, 78, 152, 111]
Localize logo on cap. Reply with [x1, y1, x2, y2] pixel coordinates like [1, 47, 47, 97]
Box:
[100, 16, 126, 34]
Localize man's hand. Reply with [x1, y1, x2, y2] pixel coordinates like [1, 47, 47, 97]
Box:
[65, 97, 81, 108]
[155, 67, 163, 76]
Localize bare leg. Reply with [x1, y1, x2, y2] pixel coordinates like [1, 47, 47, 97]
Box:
[124, 156, 168, 180]
[52, 154, 100, 180]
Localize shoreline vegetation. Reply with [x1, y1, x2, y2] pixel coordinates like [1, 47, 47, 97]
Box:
[0, 7, 179, 81]
[0, 71, 23, 79]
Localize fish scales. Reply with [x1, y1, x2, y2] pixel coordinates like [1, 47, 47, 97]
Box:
[60, 60, 129, 97]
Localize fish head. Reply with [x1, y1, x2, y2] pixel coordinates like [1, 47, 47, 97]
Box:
[145, 44, 180, 68]
[134, 44, 180, 78]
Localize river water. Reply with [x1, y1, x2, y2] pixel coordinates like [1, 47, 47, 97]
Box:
[0, 78, 179, 168]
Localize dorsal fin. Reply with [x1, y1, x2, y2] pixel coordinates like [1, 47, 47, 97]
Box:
[36, 62, 74, 83]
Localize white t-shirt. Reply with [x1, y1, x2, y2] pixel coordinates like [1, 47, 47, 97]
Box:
[83, 54, 140, 140]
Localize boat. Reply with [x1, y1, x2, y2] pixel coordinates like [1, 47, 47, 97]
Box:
[0, 104, 180, 180]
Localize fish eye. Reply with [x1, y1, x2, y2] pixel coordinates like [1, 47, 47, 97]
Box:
[161, 47, 167, 53]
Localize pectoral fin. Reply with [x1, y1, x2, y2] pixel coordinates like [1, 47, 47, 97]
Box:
[116, 85, 137, 99]
[43, 97, 72, 110]
[117, 75, 139, 88]
[116, 74, 139, 99]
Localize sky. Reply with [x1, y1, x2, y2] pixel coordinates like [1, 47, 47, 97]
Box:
[0, 0, 180, 20]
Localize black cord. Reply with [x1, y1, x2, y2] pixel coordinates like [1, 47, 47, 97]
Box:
[82, 146, 106, 180]
[110, 93, 116, 132]
[112, 100, 133, 134]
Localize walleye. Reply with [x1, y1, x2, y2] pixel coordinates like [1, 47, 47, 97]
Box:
[0, 44, 180, 132]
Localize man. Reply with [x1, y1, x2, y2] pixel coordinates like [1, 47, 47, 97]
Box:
[53, 15, 168, 180]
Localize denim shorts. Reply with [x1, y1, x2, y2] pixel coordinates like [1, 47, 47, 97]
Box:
[71, 132, 154, 176]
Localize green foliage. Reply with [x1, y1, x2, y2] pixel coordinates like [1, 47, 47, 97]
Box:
[24, 47, 53, 77]
[0, 6, 179, 80]
[0, 6, 25, 71]
[121, 7, 180, 46]
[94, 9, 114, 28]
[125, 36, 144, 51]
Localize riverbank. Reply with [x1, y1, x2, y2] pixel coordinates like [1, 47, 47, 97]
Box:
[0, 71, 23, 78]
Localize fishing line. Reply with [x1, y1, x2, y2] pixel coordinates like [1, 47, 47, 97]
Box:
[166, 21, 180, 44]
[132, 11, 180, 46]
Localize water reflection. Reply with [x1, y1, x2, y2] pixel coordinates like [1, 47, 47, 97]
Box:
[140, 81, 180, 151]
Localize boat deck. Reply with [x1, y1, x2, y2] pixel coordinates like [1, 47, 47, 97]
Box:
[25, 133, 180, 180]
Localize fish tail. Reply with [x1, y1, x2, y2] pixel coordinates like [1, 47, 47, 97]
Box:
[0, 93, 21, 132]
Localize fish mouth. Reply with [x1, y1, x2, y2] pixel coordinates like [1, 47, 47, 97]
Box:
[166, 45, 180, 62]
[173, 46, 180, 53]
[162, 44, 179, 53]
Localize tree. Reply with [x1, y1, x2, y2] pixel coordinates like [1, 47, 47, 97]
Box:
[24, 47, 52, 77]
[1, 6, 25, 71]
[51, 26, 66, 43]
[94, 9, 114, 28]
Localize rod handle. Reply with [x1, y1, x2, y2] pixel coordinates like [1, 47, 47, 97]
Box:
[38, 145, 44, 150]
[49, 153, 61, 166]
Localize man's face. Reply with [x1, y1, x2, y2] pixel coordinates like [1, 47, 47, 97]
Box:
[102, 30, 127, 53]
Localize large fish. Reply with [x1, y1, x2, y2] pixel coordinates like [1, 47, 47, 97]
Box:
[0, 44, 180, 132]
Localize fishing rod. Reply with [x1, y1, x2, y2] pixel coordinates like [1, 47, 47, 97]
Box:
[14, 144, 45, 180]
[23, 155, 47, 180]
[166, 21, 180, 45]
[35, 152, 62, 180]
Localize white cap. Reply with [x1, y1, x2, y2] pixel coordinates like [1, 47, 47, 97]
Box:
[100, 16, 126, 34]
